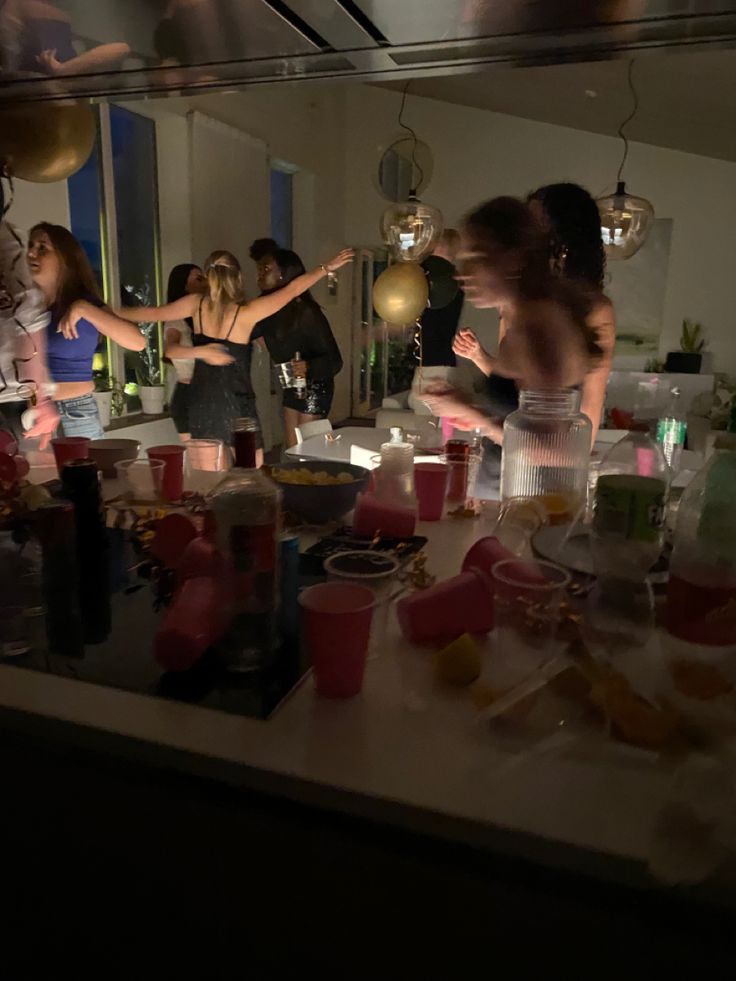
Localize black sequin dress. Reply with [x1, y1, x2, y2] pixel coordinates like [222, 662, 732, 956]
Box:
[188, 299, 262, 446]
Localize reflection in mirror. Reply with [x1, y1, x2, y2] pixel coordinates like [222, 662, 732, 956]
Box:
[377, 137, 433, 202]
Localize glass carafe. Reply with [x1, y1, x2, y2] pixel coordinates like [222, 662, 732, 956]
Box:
[500, 389, 592, 516]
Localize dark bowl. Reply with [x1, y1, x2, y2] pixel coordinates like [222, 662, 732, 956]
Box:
[266, 460, 370, 524]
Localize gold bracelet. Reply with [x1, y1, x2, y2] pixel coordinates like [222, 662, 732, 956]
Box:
[320, 263, 329, 274]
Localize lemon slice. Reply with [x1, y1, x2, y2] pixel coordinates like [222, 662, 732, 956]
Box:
[435, 633, 481, 687]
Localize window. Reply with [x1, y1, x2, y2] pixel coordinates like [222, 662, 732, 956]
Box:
[66, 105, 162, 413]
[110, 106, 161, 404]
[270, 166, 293, 249]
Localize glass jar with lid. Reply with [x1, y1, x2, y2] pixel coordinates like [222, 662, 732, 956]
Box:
[500, 388, 592, 516]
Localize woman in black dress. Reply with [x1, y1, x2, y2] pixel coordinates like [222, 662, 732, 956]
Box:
[255, 249, 343, 448]
[117, 247, 352, 464]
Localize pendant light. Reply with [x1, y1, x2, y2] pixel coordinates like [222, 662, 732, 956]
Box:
[380, 82, 443, 263]
[597, 59, 654, 261]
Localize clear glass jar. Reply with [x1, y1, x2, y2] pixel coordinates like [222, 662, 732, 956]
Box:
[500, 389, 592, 510]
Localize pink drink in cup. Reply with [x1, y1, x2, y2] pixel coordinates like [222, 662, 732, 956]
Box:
[147, 444, 185, 501]
[397, 567, 494, 646]
[414, 462, 449, 521]
[51, 436, 90, 473]
[299, 582, 375, 697]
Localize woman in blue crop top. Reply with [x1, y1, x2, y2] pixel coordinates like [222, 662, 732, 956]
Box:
[28, 223, 146, 439]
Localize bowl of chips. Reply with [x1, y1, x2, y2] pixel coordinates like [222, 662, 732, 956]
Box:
[267, 461, 370, 524]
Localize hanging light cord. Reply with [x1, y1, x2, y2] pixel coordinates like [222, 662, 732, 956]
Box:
[397, 81, 424, 192]
[616, 58, 639, 184]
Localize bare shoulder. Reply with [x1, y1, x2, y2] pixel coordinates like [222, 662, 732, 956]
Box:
[589, 292, 615, 327]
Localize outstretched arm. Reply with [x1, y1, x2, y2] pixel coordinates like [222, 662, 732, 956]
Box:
[246, 250, 353, 325]
[60, 301, 146, 351]
[114, 294, 199, 325]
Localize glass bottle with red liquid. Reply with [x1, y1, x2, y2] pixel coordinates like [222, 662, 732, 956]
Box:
[666, 451, 736, 646]
[208, 418, 282, 671]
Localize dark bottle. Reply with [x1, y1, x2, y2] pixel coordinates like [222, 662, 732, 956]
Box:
[61, 459, 111, 644]
[33, 500, 84, 658]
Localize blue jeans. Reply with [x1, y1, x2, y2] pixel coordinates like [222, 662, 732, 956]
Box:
[57, 393, 105, 440]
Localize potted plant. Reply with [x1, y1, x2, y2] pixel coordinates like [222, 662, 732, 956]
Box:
[124, 279, 165, 415]
[665, 319, 706, 374]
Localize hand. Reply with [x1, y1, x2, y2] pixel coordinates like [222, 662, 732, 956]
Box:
[324, 249, 354, 273]
[59, 299, 87, 340]
[421, 385, 472, 419]
[36, 49, 64, 75]
[199, 343, 234, 366]
[291, 359, 307, 378]
[24, 399, 59, 451]
[452, 328, 481, 362]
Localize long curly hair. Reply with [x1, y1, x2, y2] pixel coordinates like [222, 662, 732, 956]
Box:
[527, 182, 606, 292]
[463, 196, 601, 363]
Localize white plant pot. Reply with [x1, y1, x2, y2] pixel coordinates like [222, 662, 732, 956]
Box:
[140, 385, 165, 415]
[93, 390, 113, 430]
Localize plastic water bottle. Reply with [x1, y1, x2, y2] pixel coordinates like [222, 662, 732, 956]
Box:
[588, 432, 669, 645]
[656, 386, 687, 470]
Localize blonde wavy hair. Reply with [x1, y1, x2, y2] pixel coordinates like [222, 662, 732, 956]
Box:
[203, 250, 244, 327]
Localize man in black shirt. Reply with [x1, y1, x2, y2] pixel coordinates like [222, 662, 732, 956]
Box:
[409, 229, 464, 422]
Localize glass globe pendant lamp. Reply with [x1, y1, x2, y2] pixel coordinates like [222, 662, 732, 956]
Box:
[598, 180, 655, 260]
[596, 59, 655, 261]
[380, 191, 443, 263]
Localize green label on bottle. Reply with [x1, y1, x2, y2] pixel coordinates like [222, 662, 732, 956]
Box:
[594, 474, 667, 543]
[656, 418, 686, 446]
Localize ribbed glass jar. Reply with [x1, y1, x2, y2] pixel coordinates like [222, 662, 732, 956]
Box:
[500, 389, 592, 509]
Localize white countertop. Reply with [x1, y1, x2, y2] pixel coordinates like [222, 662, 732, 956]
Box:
[0, 505, 677, 890]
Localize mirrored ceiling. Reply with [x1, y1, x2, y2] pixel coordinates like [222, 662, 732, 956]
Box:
[1, 1, 736, 104]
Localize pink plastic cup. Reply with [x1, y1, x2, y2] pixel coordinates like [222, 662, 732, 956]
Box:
[397, 567, 494, 646]
[414, 462, 449, 521]
[462, 536, 548, 585]
[147, 444, 185, 501]
[299, 582, 375, 697]
[51, 436, 90, 473]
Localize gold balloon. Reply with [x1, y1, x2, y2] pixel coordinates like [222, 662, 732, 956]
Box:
[372, 262, 428, 326]
[0, 103, 96, 183]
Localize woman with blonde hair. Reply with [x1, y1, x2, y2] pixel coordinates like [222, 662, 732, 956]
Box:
[109, 246, 353, 460]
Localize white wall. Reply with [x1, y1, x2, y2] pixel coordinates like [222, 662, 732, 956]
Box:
[343, 85, 736, 374]
[7, 178, 70, 240]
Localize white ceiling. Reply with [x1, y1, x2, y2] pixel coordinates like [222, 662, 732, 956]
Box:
[379, 48, 736, 163]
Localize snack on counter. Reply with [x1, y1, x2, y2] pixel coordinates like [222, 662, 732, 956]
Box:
[270, 467, 356, 486]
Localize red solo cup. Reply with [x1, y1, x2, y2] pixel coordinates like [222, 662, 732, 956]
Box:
[13, 455, 30, 479]
[154, 576, 234, 672]
[150, 513, 200, 570]
[0, 451, 17, 483]
[397, 567, 494, 646]
[299, 582, 375, 698]
[462, 536, 548, 585]
[147, 444, 185, 501]
[352, 491, 416, 539]
[51, 436, 90, 473]
[414, 462, 449, 521]
[0, 430, 18, 457]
